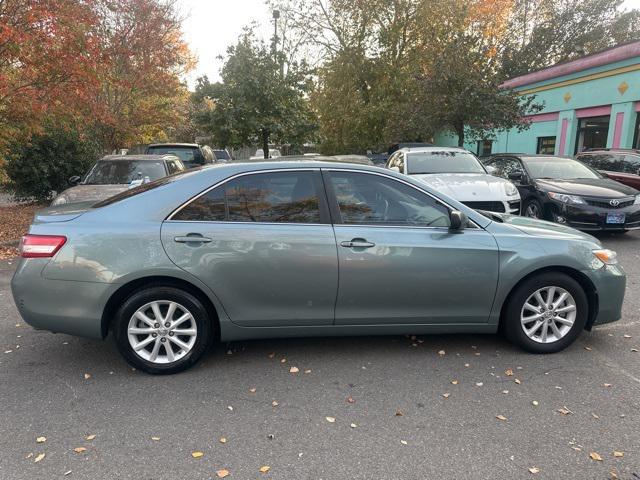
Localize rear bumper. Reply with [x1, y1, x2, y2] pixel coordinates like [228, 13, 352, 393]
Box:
[11, 259, 113, 339]
[585, 264, 626, 326]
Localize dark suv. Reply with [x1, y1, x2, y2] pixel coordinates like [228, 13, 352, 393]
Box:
[145, 143, 215, 169]
[576, 149, 640, 190]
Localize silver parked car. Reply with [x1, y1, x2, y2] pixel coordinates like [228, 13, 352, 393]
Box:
[51, 154, 184, 206]
[12, 161, 625, 374]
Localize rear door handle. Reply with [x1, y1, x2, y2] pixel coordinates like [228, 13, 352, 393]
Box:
[174, 235, 212, 244]
[340, 238, 375, 248]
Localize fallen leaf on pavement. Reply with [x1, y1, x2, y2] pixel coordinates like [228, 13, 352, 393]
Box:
[557, 407, 572, 415]
[400, 440, 408, 445]
[442, 393, 450, 399]
[271, 401, 279, 407]
[86, 434, 96, 441]
[280, 358, 286, 363]
[191, 451, 204, 458]
[326, 416, 336, 423]
[346, 396, 355, 404]
[249, 388, 256, 393]
[603, 383, 612, 388]
[451, 380, 458, 385]
[502, 390, 509, 394]
[505, 368, 513, 376]
[34, 453, 45, 463]
[529, 467, 540, 474]
[395, 409, 404, 416]
[590, 452, 603, 461]
[259, 466, 271, 473]
[623, 334, 631, 339]
[304, 369, 312, 374]
[438, 350, 445, 356]
[227, 405, 233, 411]
[73, 447, 87, 453]
[84, 373, 91, 380]
[592, 413, 599, 419]
[350, 423, 357, 428]
[216, 469, 230, 478]
[496, 415, 507, 421]
[268, 352, 275, 358]
[289, 366, 299, 373]
[151, 437, 160, 441]
[475, 382, 483, 387]
[532, 401, 539, 406]
[514, 378, 522, 385]
[64, 471, 72, 476]
[613, 451, 624, 457]
[584, 346, 592, 351]
[631, 348, 638, 352]
[219, 437, 227, 444]
[36, 436, 46, 443]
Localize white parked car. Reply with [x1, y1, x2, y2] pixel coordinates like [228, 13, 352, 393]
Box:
[386, 146, 521, 214]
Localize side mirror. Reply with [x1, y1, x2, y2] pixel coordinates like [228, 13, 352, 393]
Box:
[485, 165, 496, 174]
[449, 210, 468, 230]
[508, 171, 523, 182]
[69, 175, 81, 185]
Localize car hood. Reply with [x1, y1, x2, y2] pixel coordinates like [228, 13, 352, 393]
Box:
[488, 212, 600, 244]
[535, 178, 638, 197]
[409, 173, 517, 200]
[52, 184, 129, 205]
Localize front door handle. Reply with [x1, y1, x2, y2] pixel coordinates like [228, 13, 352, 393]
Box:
[340, 238, 375, 248]
[174, 235, 212, 244]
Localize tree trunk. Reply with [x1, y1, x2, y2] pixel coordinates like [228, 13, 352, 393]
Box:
[262, 129, 269, 159]
[455, 123, 465, 148]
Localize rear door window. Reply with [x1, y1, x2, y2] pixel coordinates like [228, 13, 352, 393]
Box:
[172, 171, 324, 223]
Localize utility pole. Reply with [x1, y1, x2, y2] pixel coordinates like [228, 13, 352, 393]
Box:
[272, 9, 280, 61]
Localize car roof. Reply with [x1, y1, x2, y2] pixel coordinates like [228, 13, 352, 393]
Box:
[101, 154, 180, 162]
[487, 153, 571, 159]
[147, 143, 199, 148]
[243, 155, 373, 165]
[399, 146, 472, 154]
[578, 149, 640, 155]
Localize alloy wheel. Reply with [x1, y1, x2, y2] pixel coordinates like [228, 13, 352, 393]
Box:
[525, 203, 540, 218]
[127, 301, 197, 364]
[520, 286, 576, 344]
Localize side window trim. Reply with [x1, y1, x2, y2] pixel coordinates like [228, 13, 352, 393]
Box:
[166, 169, 331, 225]
[320, 168, 475, 229]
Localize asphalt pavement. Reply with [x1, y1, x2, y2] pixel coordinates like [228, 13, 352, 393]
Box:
[0, 232, 639, 480]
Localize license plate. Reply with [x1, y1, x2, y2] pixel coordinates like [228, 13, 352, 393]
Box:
[606, 212, 626, 224]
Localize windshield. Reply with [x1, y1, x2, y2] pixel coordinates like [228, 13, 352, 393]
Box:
[84, 160, 166, 185]
[213, 150, 230, 160]
[523, 157, 601, 180]
[406, 151, 486, 174]
[147, 146, 197, 163]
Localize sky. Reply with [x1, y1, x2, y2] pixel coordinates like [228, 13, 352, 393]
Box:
[178, 0, 640, 88]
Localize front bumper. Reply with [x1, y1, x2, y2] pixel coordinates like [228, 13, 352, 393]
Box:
[11, 259, 114, 339]
[462, 199, 521, 215]
[550, 202, 640, 231]
[585, 264, 626, 327]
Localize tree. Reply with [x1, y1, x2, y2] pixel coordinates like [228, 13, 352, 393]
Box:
[500, 0, 640, 78]
[194, 31, 317, 158]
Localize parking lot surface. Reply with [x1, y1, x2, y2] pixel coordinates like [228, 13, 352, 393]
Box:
[1, 232, 639, 480]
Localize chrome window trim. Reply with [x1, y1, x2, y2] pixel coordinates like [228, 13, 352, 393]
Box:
[166, 168, 324, 222]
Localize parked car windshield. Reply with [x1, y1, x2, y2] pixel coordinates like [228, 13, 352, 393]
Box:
[522, 157, 601, 180]
[406, 151, 486, 174]
[146, 146, 197, 163]
[213, 149, 231, 160]
[84, 160, 166, 185]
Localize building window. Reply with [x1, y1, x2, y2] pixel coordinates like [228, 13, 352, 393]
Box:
[575, 115, 610, 153]
[634, 113, 640, 150]
[537, 136, 556, 154]
[477, 140, 492, 157]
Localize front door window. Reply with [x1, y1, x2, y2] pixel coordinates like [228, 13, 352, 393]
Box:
[575, 116, 610, 153]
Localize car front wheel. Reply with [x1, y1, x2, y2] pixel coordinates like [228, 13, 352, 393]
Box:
[503, 272, 588, 353]
[523, 199, 544, 219]
[114, 286, 212, 374]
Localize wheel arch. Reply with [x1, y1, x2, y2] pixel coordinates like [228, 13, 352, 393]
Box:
[499, 266, 598, 331]
[101, 276, 221, 339]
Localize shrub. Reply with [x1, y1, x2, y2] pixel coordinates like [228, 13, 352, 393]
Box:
[5, 126, 102, 202]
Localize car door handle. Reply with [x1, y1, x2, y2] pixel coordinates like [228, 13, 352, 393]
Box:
[174, 235, 212, 244]
[340, 239, 375, 248]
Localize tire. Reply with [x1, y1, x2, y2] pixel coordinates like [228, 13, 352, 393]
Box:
[523, 199, 544, 219]
[114, 286, 213, 374]
[502, 272, 588, 354]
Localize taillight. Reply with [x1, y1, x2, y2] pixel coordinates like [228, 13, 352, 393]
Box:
[20, 234, 67, 258]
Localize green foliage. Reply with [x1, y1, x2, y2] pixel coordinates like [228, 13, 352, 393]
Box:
[193, 31, 317, 157]
[5, 125, 102, 202]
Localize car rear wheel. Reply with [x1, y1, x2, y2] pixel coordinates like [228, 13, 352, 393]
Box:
[523, 199, 543, 219]
[114, 286, 212, 374]
[503, 272, 588, 353]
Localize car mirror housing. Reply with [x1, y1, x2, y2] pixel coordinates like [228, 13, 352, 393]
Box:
[507, 172, 523, 182]
[69, 175, 81, 185]
[449, 210, 468, 230]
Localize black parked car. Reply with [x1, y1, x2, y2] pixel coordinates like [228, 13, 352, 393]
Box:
[483, 154, 640, 232]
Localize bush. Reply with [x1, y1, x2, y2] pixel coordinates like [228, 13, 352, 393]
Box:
[5, 126, 102, 202]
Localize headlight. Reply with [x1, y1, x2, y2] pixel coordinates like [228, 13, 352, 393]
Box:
[504, 182, 519, 196]
[51, 196, 67, 206]
[593, 249, 618, 265]
[634, 195, 640, 205]
[547, 191, 586, 204]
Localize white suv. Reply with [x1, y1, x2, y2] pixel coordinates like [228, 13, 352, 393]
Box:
[386, 146, 520, 215]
